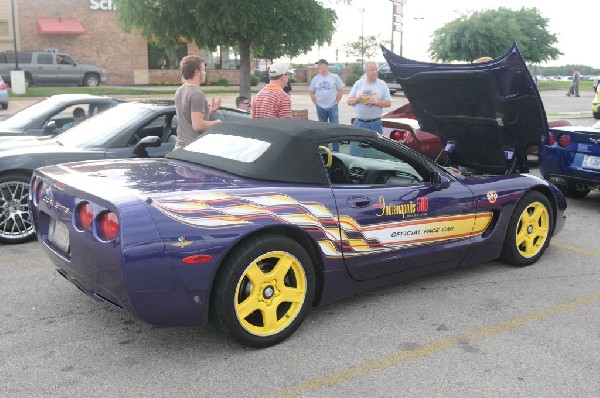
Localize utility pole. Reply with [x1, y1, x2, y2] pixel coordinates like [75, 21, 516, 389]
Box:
[11, 0, 18, 69]
[360, 8, 365, 70]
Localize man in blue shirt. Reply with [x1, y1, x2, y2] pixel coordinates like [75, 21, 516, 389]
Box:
[347, 61, 392, 134]
[309, 59, 344, 124]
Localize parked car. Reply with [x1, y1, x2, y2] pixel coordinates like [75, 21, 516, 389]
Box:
[539, 122, 600, 198]
[0, 100, 177, 244]
[30, 44, 566, 347]
[592, 87, 600, 119]
[0, 51, 106, 87]
[382, 103, 445, 160]
[378, 63, 402, 95]
[0, 94, 121, 137]
[382, 104, 573, 163]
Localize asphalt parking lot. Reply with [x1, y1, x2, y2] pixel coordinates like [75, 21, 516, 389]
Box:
[1, 90, 599, 397]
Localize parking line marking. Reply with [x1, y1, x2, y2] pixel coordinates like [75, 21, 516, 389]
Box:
[551, 242, 600, 258]
[264, 293, 600, 398]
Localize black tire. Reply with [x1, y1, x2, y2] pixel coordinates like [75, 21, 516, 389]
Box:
[0, 103, 7, 110]
[83, 73, 100, 87]
[0, 173, 36, 244]
[500, 191, 553, 266]
[211, 234, 315, 348]
[24, 74, 32, 88]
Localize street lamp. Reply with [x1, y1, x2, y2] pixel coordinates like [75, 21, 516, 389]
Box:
[10, 0, 18, 70]
[359, 8, 365, 69]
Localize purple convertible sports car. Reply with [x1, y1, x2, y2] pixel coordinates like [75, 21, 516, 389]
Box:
[30, 45, 566, 347]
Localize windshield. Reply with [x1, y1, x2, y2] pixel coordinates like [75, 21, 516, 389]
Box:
[0, 98, 61, 129]
[56, 103, 153, 148]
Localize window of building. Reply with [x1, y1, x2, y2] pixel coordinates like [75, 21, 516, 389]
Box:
[147, 43, 188, 70]
[0, 21, 8, 36]
[203, 46, 240, 70]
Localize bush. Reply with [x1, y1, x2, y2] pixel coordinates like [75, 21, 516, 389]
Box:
[250, 74, 261, 86]
[345, 74, 361, 87]
[217, 78, 230, 87]
[351, 63, 363, 75]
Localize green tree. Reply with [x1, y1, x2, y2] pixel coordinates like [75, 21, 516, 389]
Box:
[114, 0, 336, 97]
[345, 35, 390, 68]
[429, 7, 562, 64]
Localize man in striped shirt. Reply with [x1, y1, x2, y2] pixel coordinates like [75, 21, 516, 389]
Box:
[252, 63, 293, 118]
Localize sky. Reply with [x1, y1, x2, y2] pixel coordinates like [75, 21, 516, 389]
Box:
[288, 0, 597, 67]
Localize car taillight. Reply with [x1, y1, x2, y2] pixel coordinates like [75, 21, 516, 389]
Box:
[76, 202, 94, 230]
[0, 82, 6, 90]
[390, 130, 407, 141]
[548, 132, 556, 145]
[99, 211, 119, 241]
[558, 133, 571, 148]
[35, 179, 44, 204]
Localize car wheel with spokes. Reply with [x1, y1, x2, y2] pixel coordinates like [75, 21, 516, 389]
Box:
[0, 174, 35, 244]
[83, 73, 100, 87]
[500, 191, 553, 266]
[211, 234, 315, 348]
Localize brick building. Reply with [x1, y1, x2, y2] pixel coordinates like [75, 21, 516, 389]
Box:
[0, 0, 242, 85]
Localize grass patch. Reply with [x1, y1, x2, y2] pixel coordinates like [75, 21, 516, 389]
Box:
[8, 86, 240, 97]
[537, 80, 594, 90]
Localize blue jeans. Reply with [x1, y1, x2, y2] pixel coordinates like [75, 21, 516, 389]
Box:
[353, 118, 382, 134]
[316, 104, 339, 123]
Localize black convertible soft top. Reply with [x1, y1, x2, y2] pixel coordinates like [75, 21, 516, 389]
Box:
[166, 118, 378, 184]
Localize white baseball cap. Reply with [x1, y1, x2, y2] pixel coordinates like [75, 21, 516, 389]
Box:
[268, 63, 294, 76]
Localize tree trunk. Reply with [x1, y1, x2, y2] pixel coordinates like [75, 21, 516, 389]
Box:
[239, 39, 252, 99]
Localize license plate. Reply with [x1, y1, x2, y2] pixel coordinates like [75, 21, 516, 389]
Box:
[49, 218, 70, 253]
[582, 155, 600, 170]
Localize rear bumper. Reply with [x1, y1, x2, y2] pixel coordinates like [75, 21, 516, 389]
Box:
[544, 173, 600, 190]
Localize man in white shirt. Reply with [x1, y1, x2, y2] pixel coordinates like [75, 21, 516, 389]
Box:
[347, 61, 392, 134]
[309, 59, 344, 123]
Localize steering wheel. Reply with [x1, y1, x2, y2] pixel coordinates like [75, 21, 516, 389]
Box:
[319, 146, 333, 168]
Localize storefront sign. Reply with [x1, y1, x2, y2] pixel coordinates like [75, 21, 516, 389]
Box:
[90, 0, 116, 11]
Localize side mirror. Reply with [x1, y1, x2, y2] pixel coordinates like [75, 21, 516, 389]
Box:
[133, 136, 162, 158]
[43, 120, 57, 135]
[431, 172, 451, 190]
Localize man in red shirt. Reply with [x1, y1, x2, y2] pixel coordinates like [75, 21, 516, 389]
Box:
[252, 63, 293, 118]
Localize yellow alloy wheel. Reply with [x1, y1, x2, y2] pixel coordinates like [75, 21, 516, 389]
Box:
[515, 201, 550, 258]
[234, 251, 307, 336]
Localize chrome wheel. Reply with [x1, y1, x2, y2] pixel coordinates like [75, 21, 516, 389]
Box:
[84, 74, 100, 87]
[0, 178, 34, 243]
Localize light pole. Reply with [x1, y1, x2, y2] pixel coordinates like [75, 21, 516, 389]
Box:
[359, 8, 364, 70]
[10, 0, 18, 70]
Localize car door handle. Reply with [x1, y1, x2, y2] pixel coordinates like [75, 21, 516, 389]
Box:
[347, 196, 371, 208]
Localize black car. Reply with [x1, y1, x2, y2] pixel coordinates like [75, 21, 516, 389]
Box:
[0, 100, 177, 244]
[378, 63, 402, 95]
[0, 94, 121, 137]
